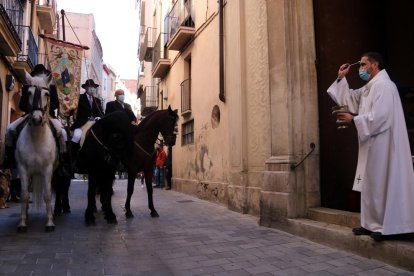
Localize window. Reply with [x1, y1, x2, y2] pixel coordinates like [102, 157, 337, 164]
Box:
[182, 119, 194, 145]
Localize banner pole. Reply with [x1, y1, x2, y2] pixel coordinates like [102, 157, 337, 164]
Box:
[61, 9, 66, 42]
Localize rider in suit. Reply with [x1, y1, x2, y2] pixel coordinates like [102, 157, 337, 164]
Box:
[105, 89, 137, 124]
[70, 79, 104, 163]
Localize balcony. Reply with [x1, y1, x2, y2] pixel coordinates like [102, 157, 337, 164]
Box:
[139, 27, 156, 62]
[0, 0, 23, 56]
[152, 33, 170, 79]
[36, 0, 57, 34]
[167, 0, 195, 51]
[181, 79, 191, 115]
[140, 85, 158, 116]
[13, 25, 38, 79]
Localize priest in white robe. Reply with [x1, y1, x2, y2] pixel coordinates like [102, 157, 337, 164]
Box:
[327, 52, 414, 241]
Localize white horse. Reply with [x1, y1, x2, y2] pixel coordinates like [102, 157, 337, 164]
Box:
[15, 72, 58, 232]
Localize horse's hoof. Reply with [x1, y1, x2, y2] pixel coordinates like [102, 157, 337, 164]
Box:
[125, 210, 134, 219]
[85, 213, 95, 226]
[105, 213, 118, 224]
[150, 211, 159, 218]
[45, 225, 55, 232]
[17, 226, 27, 233]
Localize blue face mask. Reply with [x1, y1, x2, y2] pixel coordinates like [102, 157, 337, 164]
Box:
[116, 95, 125, 103]
[359, 69, 371, 81]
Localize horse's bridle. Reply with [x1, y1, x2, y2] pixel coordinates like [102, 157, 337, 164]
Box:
[28, 86, 50, 126]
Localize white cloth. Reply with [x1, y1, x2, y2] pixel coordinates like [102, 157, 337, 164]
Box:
[327, 70, 414, 235]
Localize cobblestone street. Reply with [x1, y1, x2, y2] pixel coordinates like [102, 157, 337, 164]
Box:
[0, 179, 412, 276]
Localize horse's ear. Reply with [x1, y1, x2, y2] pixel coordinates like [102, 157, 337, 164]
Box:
[167, 105, 178, 114]
[25, 72, 32, 85]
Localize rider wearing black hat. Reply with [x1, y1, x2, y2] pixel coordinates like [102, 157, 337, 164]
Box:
[70, 79, 104, 169]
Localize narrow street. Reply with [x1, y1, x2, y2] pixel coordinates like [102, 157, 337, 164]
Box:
[0, 179, 412, 276]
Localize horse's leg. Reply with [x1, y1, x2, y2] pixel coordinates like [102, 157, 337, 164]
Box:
[17, 171, 30, 232]
[62, 176, 71, 213]
[125, 172, 135, 218]
[52, 174, 63, 216]
[102, 171, 117, 224]
[85, 173, 97, 226]
[43, 171, 55, 232]
[145, 169, 159, 217]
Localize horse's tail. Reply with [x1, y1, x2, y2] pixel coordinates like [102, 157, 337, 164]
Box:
[32, 177, 44, 209]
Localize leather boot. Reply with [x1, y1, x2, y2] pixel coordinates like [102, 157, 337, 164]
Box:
[70, 142, 80, 173]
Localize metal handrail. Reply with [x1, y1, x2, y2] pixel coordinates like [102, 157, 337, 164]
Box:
[16, 25, 38, 68]
[152, 33, 161, 67]
[168, 0, 194, 40]
[0, 0, 23, 49]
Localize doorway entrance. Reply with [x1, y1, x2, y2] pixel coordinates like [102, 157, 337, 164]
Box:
[314, 0, 414, 211]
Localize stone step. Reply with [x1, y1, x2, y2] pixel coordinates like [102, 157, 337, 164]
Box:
[307, 207, 360, 228]
[281, 218, 414, 272]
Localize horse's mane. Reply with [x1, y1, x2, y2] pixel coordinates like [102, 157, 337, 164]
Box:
[134, 109, 166, 133]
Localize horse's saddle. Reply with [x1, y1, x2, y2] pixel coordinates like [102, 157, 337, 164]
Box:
[80, 120, 95, 147]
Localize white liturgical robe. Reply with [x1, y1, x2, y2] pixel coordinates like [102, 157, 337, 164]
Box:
[327, 69, 414, 235]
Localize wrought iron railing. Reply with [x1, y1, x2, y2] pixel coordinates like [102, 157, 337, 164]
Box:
[168, 0, 194, 40]
[152, 32, 168, 69]
[16, 25, 38, 69]
[141, 27, 156, 61]
[0, 0, 24, 49]
[181, 79, 191, 113]
[144, 85, 158, 109]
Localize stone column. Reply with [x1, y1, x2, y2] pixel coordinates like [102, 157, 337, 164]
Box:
[260, 0, 320, 227]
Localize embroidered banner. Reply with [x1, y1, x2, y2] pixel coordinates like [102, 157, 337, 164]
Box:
[43, 37, 84, 118]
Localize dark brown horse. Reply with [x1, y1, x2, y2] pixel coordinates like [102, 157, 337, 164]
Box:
[78, 111, 134, 225]
[124, 106, 178, 218]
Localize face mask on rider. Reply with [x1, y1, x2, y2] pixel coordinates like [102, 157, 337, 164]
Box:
[116, 95, 125, 103]
[86, 87, 96, 95]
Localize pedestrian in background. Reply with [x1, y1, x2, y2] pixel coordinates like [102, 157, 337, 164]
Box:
[154, 142, 166, 188]
[327, 51, 414, 241]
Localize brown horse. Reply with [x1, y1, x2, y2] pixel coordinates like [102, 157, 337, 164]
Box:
[124, 106, 178, 218]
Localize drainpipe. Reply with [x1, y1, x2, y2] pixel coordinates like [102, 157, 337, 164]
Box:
[30, 0, 36, 29]
[219, 0, 225, 102]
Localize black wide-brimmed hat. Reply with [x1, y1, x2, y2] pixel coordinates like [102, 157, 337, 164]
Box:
[81, 79, 99, 88]
[30, 64, 51, 76]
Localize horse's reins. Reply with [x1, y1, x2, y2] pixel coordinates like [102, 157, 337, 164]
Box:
[134, 141, 154, 158]
[90, 128, 110, 152]
[91, 95, 105, 117]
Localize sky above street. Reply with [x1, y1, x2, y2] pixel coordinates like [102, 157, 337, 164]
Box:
[57, 0, 140, 79]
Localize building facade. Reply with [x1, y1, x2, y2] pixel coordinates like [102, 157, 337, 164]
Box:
[138, 0, 414, 234]
[0, 0, 58, 158]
